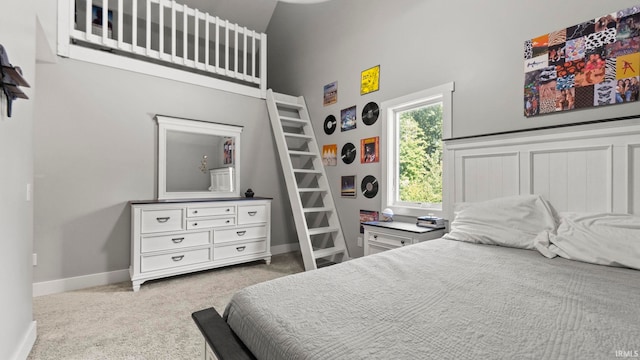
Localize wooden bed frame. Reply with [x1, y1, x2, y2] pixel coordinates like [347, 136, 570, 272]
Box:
[192, 118, 640, 359]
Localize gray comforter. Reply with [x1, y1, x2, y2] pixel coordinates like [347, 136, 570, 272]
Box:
[224, 239, 640, 359]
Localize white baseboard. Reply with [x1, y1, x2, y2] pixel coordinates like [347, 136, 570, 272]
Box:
[33, 269, 130, 297]
[271, 243, 300, 255]
[11, 320, 36, 360]
[33, 244, 300, 297]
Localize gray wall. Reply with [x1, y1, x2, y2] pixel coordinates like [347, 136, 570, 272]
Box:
[0, 0, 35, 358]
[266, 0, 640, 257]
[33, 57, 296, 283]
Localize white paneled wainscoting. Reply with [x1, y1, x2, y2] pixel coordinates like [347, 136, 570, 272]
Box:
[443, 119, 640, 220]
[57, 0, 267, 98]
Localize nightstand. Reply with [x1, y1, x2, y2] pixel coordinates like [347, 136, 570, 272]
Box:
[362, 221, 445, 256]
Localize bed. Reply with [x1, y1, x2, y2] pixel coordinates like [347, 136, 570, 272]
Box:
[193, 195, 640, 360]
[193, 121, 640, 359]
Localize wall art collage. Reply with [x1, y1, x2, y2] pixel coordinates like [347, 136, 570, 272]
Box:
[322, 65, 382, 233]
[524, 5, 640, 117]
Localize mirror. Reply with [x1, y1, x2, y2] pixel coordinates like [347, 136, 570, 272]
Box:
[156, 115, 242, 199]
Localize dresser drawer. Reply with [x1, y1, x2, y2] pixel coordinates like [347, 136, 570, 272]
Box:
[215, 225, 267, 244]
[141, 231, 210, 253]
[140, 248, 211, 273]
[367, 232, 412, 248]
[214, 240, 267, 260]
[187, 217, 235, 229]
[238, 205, 267, 224]
[141, 209, 184, 233]
[187, 205, 235, 217]
[368, 242, 396, 255]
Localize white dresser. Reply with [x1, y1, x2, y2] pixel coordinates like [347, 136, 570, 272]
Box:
[362, 221, 445, 256]
[130, 197, 271, 291]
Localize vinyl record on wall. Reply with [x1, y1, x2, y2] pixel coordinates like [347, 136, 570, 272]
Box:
[361, 102, 379, 125]
[341, 142, 356, 164]
[324, 115, 337, 135]
[361, 175, 378, 198]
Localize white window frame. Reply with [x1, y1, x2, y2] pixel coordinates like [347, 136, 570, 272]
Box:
[381, 82, 454, 218]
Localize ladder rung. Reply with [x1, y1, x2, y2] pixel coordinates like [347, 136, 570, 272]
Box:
[308, 227, 339, 236]
[313, 247, 345, 259]
[298, 188, 328, 193]
[303, 207, 332, 213]
[284, 133, 313, 140]
[275, 100, 304, 110]
[294, 169, 322, 174]
[280, 116, 308, 125]
[289, 150, 316, 157]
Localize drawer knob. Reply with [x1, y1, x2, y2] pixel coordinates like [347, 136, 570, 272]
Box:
[193, 210, 198, 214]
[171, 255, 184, 262]
[236, 231, 246, 236]
[248, 211, 257, 216]
[401, 240, 406, 245]
[236, 246, 246, 252]
[226, 208, 231, 212]
[156, 217, 170, 223]
[193, 223, 198, 226]
[373, 235, 377, 239]
[225, 220, 231, 224]
[172, 237, 184, 243]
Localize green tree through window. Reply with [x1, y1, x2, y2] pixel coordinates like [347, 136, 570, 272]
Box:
[398, 103, 442, 204]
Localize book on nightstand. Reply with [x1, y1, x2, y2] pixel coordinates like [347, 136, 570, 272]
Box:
[416, 215, 445, 229]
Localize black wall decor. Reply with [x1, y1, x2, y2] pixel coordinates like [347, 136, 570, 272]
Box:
[0, 44, 30, 117]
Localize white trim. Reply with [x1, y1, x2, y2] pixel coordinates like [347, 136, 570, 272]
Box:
[33, 269, 130, 297]
[10, 321, 37, 360]
[445, 121, 640, 219]
[270, 243, 300, 255]
[64, 44, 264, 99]
[56, 0, 72, 57]
[33, 244, 299, 297]
[156, 115, 243, 200]
[628, 143, 640, 214]
[445, 121, 640, 150]
[381, 82, 454, 218]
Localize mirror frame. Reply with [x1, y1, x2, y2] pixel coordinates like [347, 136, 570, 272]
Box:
[156, 115, 243, 200]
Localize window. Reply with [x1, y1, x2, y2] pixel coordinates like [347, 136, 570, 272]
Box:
[382, 82, 454, 217]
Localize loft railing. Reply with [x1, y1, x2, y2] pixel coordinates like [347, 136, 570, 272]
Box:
[57, 0, 267, 98]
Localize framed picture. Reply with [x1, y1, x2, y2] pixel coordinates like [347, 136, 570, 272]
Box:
[340, 106, 357, 131]
[223, 137, 234, 164]
[359, 210, 379, 233]
[322, 144, 337, 166]
[360, 65, 380, 95]
[92, 5, 114, 38]
[323, 81, 338, 106]
[360, 136, 379, 163]
[341, 175, 356, 198]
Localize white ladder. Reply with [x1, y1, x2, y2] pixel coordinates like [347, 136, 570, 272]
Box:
[266, 89, 349, 271]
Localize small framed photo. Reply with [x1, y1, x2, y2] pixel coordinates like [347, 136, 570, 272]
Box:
[360, 136, 379, 163]
[341, 175, 356, 198]
[340, 106, 357, 132]
[322, 144, 337, 166]
[91, 5, 114, 38]
[360, 65, 380, 95]
[323, 81, 338, 106]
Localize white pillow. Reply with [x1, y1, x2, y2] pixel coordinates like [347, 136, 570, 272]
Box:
[537, 212, 640, 270]
[442, 194, 557, 249]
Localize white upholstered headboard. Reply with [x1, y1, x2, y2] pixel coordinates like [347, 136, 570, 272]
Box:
[443, 119, 640, 220]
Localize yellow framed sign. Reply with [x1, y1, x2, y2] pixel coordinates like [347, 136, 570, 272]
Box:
[360, 65, 380, 95]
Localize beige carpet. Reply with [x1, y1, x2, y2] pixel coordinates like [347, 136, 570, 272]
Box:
[29, 252, 304, 360]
